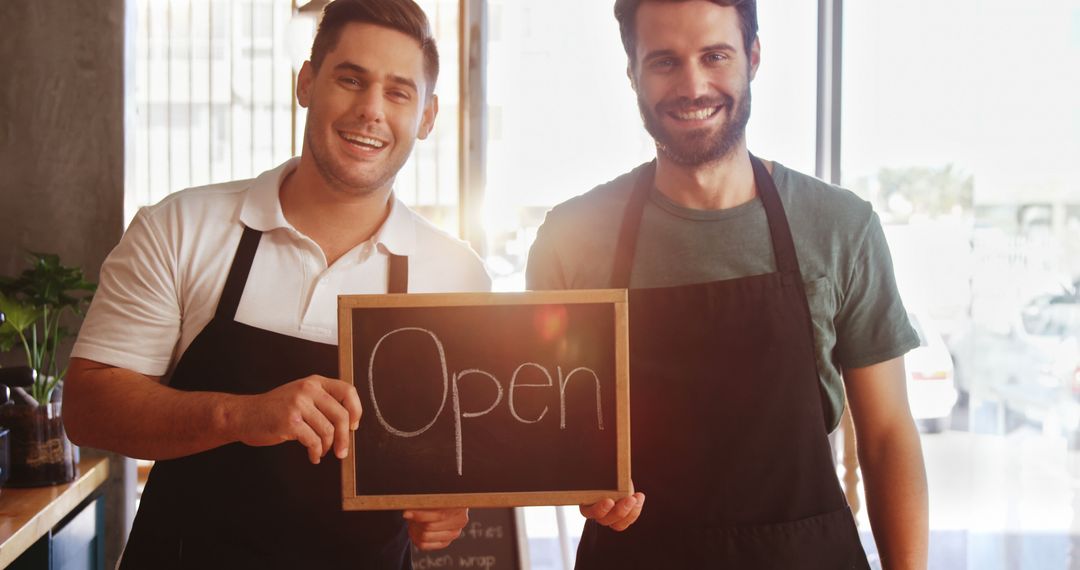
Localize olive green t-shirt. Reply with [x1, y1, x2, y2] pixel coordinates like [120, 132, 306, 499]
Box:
[525, 160, 919, 431]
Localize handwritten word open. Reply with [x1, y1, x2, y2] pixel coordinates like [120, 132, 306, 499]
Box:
[368, 327, 604, 475]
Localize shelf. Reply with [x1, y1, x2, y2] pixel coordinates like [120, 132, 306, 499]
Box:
[0, 457, 110, 567]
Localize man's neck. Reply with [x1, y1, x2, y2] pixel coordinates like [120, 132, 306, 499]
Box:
[653, 145, 757, 211]
[279, 159, 393, 266]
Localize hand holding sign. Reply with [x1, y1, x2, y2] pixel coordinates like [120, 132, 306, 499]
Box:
[232, 375, 362, 464]
[404, 507, 470, 550]
[580, 490, 645, 532]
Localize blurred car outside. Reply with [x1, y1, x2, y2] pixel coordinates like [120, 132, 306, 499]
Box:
[948, 286, 1080, 445]
[905, 311, 959, 433]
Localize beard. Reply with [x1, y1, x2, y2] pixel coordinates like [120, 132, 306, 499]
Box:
[638, 85, 752, 167]
[304, 113, 401, 197]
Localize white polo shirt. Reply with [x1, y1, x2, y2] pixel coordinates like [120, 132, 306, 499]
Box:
[72, 158, 491, 378]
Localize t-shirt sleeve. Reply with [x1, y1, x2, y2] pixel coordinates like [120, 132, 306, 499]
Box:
[71, 208, 181, 376]
[833, 211, 920, 369]
[526, 210, 568, 291]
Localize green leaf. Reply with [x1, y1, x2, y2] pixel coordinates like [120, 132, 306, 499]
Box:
[0, 293, 40, 333]
[0, 324, 19, 352]
[0, 253, 96, 397]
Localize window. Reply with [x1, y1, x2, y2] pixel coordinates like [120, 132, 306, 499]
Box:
[843, 1, 1080, 566]
[129, 0, 295, 224]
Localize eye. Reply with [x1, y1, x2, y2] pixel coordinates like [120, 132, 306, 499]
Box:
[339, 76, 363, 89]
[387, 89, 412, 102]
[704, 52, 729, 64]
[649, 58, 676, 72]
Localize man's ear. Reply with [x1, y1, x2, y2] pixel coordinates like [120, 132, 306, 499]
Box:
[417, 94, 439, 140]
[297, 61, 315, 109]
[749, 36, 761, 81]
[626, 64, 638, 92]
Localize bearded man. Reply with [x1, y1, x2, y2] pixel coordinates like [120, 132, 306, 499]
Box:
[526, 1, 929, 568]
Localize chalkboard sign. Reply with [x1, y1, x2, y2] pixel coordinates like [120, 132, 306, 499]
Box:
[338, 290, 630, 510]
[411, 508, 524, 570]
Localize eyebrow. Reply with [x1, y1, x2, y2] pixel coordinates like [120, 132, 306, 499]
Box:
[332, 62, 419, 92]
[642, 43, 738, 62]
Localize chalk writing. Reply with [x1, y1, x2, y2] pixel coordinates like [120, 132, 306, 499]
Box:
[369, 327, 604, 475]
[368, 327, 448, 438]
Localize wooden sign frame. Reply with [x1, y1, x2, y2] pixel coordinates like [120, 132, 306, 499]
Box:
[338, 290, 631, 510]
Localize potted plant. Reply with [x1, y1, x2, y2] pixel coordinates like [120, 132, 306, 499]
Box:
[0, 253, 95, 486]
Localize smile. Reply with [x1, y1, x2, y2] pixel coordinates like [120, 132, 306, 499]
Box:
[668, 106, 721, 122]
[338, 130, 387, 150]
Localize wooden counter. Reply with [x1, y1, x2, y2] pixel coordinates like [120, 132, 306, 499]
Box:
[0, 457, 110, 567]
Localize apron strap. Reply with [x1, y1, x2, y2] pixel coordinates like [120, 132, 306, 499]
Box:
[215, 225, 263, 321]
[751, 155, 803, 281]
[388, 254, 408, 294]
[610, 161, 656, 289]
[610, 155, 805, 289]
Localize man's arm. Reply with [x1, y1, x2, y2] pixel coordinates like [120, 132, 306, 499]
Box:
[64, 357, 362, 464]
[66, 358, 471, 550]
[844, 356, 928, 570]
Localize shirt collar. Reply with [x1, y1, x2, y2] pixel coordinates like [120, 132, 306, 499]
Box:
[238, 158, 416, 257]
[373, 197, 416, 257]
[239, 158, 300, 232]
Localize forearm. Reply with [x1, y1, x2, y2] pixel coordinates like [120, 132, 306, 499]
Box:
[857, 419, 928, 570]
[64, 357, 244, 460]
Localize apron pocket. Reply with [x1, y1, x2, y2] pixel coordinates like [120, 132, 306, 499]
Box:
[697, 507, 870, 569]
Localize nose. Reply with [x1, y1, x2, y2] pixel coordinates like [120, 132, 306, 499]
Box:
[674, 61, 711, 101]
[354, 86, 385, 123]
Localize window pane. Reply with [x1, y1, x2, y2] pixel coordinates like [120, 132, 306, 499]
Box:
[393, 0, 461, 235]
[484, 0, 654, 292]
[128, 0, 295, 224]
[843, 1, 1080, 566]
[747, 0, 817, 176]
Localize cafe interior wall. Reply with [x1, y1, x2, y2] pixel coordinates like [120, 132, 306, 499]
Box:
[0, 1, 134, 568]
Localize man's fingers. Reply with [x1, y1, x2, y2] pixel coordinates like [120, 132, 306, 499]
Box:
[292, 420, 323, 464]
[579, 498, 615, 520]
[322, 379, 364, 430]
[609, 493, 645, 532]
[314, 389, 352, 459]
[409, 524, 464, 551]
[403, 508, 469, 529]
[405, 508, 468, 550]
[300, 403, 335, 457]
[596, 495, 637, 527]
[413, 539, 455, 551]
[411, 528, 463, 546]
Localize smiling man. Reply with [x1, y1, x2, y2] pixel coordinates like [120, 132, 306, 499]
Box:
[527, 1, 928, 568]
[64, 0, 489, 568]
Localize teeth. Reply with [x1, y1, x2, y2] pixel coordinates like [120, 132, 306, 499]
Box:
[673, 108, 717, 121]
[341, 132, 386, 148]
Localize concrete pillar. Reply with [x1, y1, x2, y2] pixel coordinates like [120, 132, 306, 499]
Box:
[0, 1, 132, 567]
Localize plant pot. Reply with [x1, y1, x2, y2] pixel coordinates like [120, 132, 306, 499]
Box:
[0, 401, 76, 486]
[0, 366, 35, 388]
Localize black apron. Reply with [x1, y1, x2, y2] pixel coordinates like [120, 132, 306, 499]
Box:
[575, 157, 870, 568]
[121, 227, 413, 570]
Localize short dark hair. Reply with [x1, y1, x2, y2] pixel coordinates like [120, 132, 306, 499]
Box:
[614, 0, 758, 68]
[310, 0, 439, 95]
